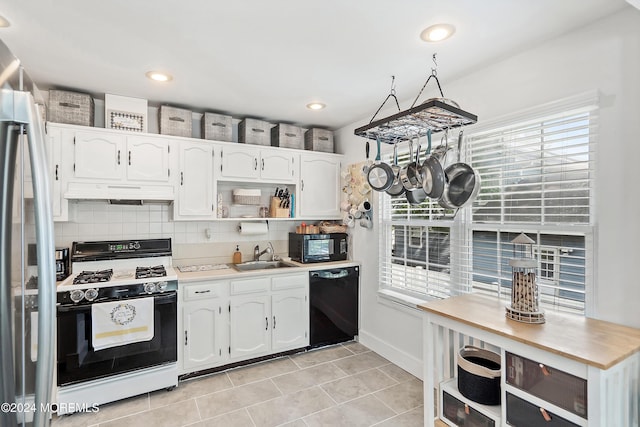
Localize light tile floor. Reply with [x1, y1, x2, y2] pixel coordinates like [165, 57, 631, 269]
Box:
[51, 342, 424, 427]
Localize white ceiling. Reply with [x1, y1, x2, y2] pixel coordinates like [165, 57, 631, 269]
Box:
[0, 0, 628, 130]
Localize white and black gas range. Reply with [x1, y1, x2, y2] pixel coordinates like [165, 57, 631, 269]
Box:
[56, 238, 178, 414]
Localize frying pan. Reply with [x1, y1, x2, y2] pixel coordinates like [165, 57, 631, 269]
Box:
[404, 138, 427, 205]
[419, 129, 445, 199]
[386, 140, 405, 197]
[367, 135, 395, 191]
[438, 130, 482, 209]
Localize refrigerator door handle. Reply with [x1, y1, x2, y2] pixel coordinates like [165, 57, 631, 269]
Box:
[22, 91, 55, 427]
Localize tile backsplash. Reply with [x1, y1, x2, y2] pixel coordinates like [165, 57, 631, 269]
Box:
[54, 201, 300, 266]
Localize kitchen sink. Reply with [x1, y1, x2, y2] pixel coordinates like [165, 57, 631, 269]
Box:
[232, 260, 295, 271]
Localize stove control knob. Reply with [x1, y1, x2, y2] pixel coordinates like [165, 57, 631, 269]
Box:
[70, 289, 85, 303]
[144, 283, 157, 294]
[84, 288, 99, 302]
[131, 241, 141, 250]
[157, 281, 167, 292]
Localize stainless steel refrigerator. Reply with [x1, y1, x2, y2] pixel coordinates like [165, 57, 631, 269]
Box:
[0, 39, 56, 427]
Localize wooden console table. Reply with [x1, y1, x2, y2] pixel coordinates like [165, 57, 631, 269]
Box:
[419, 293, 640, 427]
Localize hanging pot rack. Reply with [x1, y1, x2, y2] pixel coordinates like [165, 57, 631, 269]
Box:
[354, 55, 478, 145]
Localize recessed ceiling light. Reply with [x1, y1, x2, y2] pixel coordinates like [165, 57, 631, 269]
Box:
[306, 102, 326, 110]
[0, 15, 11, 28]
[145, 71, 173, 82]
[420, 24, 456, 42]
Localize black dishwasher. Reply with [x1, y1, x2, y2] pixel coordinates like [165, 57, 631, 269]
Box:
[309, 266, 359, 348]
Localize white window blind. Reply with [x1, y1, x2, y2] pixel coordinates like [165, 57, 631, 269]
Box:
[379, 93, 597, 314]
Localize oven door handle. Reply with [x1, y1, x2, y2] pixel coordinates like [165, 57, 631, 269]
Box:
[57, 292, 177, 312]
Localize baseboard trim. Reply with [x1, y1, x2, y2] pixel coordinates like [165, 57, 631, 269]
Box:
[358, 329, 423, 380]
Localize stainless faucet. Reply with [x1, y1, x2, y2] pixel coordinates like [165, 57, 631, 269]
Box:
[253, 242, 274, 261]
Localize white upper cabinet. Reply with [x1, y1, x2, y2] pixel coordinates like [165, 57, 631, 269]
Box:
[174, 141, 215, 220]
[220, 145, 296, 183]
[299, 153, 341, 218]
[73, 129, 170, 184]
[126, 135, 170, 183]
[260, 150, 296, 182]
[73, 130, 125, 181]
[46, 126, 68, 221]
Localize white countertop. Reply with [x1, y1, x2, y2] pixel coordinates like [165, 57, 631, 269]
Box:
[176, 259, 359, 283]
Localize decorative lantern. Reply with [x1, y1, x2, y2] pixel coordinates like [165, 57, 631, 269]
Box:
[505, 233, 545, 324]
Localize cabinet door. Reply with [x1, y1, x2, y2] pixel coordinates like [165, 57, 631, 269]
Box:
[299, 154, 341, 218]
[176, 142, 215, 219]
[220, 145, 259, 180]
[74, 130, 125, 180]
[260, 150, 296, 182]
[126, 135, 170, 182]
[271, 289, 308, 351]
[47, 127, 68, 221]
[183, 300, 225, 370]
[229, 294, 270, 359]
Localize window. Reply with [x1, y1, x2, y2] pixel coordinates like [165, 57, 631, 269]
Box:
[379, 92, 597, 315]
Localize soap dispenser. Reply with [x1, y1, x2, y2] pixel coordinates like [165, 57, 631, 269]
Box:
[232, 245, 242, 264]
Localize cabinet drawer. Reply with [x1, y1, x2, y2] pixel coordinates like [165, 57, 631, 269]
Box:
[506, 392, 580, 427]
[271, 273, 307, 291]
[184, 282, 225, 301]
[230, 277, 270, 295]
[506, 352, 587, 419]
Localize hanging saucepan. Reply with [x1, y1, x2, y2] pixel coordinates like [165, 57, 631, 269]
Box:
[386, 139, 405, 197]
[419, 129, 445, 199]
[438, 130, 482, 209]
[367, 135, 395, 191]
[403, 138, 427, 205]
[432, 129, 456, 170]
[400, 137, 421, 191]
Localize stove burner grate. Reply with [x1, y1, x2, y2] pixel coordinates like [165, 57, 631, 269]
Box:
[136, 265, 167, 279]
[73, 269, 114, 285]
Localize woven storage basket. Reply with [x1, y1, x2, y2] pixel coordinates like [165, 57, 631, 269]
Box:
[48, 90, 94, 126]
[159, 105, 192, 137]
[232, 189, 261, 205]
[457, 345, 501, 405]
[271, 124, 303, 149]
[305, 128, 334, 153]
[319, 221, 347, 234]
[238, 118, 271, 145]
[202, 112, 233, 142]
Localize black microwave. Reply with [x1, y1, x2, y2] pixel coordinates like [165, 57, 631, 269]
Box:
[288, 233, 348, 263]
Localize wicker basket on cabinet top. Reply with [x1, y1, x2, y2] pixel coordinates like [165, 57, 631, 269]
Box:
[201, 112, 233, 142]
[238, 118, 271, 146]
[271, 123, 304, 149]
[159, 105, 192, 137]
[305, 128, 334, 153]
[48, 89, 95, 126]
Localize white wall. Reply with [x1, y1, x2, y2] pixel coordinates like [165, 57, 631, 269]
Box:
[336, 7, 640, 374]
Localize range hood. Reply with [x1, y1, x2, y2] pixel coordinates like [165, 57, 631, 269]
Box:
[64, 182, 175, 203]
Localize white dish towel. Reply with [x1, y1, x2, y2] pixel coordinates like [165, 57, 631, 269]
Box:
[91, 297, 154, 351]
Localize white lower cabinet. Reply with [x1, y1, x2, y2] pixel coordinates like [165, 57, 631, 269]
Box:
[271, 289, 308, 351]
[181, 281, 228, 372]
[229, 272, 309, 361]
[229, 294, 271, 359]
[181, 272, 309, 374]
